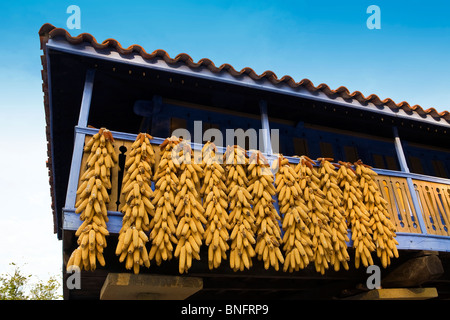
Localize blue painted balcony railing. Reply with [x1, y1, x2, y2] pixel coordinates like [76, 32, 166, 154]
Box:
[62, 126, 450, 254]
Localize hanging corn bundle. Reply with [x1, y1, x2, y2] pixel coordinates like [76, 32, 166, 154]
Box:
[314, 157, 350, 272]
[115, 133, 155, 274]
[173, 140, 207, 274]
[148, 136, 181, 266]
[225, 145, 256, 271]
[249, 151, 284, 271]
[293, 156, 333, 275]
[337, 161, 376, 269]
[273, 155, 314, 272]
[354, 160, 398, 268]
[201, 142, 230, 270]
[67, 128, 118, 272]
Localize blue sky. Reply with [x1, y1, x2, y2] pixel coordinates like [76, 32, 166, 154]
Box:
[0, 0, 449, 292]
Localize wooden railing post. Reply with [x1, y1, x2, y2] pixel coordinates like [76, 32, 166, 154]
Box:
[392, 126, 428, 234]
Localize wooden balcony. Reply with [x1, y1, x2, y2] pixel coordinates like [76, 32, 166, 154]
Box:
[63, 127, 450, 254]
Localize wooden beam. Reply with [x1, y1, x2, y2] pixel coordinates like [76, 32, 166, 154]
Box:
[344, 287, 438, 300]
[63, 68, 95, 211]
[259, 99, 273, 154]
[382, 251, 444, 288]
[392, 126, 410, 173]
[392, 126, 429, 233]
[77, 68, 96, 128]
[100, 273, 203, 300]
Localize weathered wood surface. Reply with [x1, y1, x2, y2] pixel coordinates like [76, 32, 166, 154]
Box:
[100, 273, 203, 300]
[344, 287, 438, 300]
[382, 251, 444, 288]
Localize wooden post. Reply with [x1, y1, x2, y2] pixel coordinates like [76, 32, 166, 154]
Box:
[63, 68, 95, 210]
[393, 126, 409, 173]
[259, 100, 272, 155]
[77, 69, 95, 128]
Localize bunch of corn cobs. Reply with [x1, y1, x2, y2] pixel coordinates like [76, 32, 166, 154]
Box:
[68, 131, 398, 275]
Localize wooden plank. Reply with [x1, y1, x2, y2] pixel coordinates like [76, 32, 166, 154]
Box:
[428, 185, 446, 235]
[415, 180, 450, 236]
[405, 177, 429, 234]
[381, 176, 412, 233]
[441, 185, 450, 232]
[393, 179, 410, 231]
[432, 187, 450, 235]
[293, 137, 309, 158]
[375, 177, 402, 232]
[426, 184, 446, 235]
[344, 288, 438, 300]
[343, 145, 359, 163]
[409, 156, 425, 175]
[373, 168, 450, 185]
[401, 179, 422, 232]
[107, 139, 128, 212]
[319, 142, 334, 159]
[100, 273, 203, 300]
[373, 154, 385, 169]
[63, 208, 124, 233]
[394, 233, 450, 252]
[385, 155, 399, 171]
[415, 182, 436, 234]
[393, 177, 419, 232]
[61, 212, 450, 252]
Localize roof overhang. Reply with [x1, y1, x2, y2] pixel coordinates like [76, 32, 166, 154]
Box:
[45, 36, 450, 129]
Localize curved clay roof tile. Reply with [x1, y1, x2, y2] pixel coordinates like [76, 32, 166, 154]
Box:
[218, 63, 241, 76]
[278, 75, 298, 87]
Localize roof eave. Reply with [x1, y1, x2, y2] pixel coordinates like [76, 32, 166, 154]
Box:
[45, 37, 450, 129]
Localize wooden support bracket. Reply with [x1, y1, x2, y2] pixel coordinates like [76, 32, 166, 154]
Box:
[100, 273, 203, 300]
